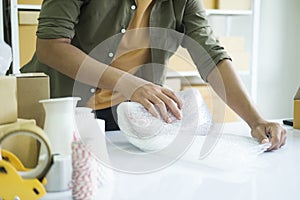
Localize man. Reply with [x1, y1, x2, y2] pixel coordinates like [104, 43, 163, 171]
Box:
[22, 0, 286, 150]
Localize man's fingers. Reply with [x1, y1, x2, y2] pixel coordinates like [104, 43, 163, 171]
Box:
[252, 125, 269, 143]
[251, 122, 287, 152]
[279, 128, 287, 147]
[158, 92, 182, 120]
[252, 123, 281, 151]
[142, 99, 160, 119]
[269, 132, 281, 150]
[266, 123, 286, 150]
[148, 95, 171, 123]
[131, 84, 183, 123]
[162, 88, 183, 109]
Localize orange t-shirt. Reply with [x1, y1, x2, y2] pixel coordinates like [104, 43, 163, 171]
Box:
[86, 0, 154, 110]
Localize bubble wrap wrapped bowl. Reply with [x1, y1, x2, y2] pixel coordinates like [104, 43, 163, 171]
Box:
[117, 89, 213, 152]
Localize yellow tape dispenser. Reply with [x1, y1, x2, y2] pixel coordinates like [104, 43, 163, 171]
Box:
[0, 124, 52, 200]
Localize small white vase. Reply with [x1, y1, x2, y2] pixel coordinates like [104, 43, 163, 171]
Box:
[40, 97, 81, 155]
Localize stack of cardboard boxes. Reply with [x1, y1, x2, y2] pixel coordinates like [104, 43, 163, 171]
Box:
[0, 77, 17, 125]
[216, 0, 251, 10]
[202, 0, 217, 9]
[0, 73, 49, 168]
[218, 36, 250, 72]
[18, 10, 40, 67]
[202, 0, 251, 10]
[18, 0, 42, 3]
[18, 0, 43, 67]
[182, 84, 239, 123]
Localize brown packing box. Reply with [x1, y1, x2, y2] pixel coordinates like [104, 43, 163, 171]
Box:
[0, 76, 18, 125]
[230, 52, 251, 71]
[217, 36, 250, 71]
[202, 0, 217, 9]
[294, 87, 300, 129]
[217, 0, 251, 10]
[218, 36, 246, 52]
[18, 0, 43, 4]
[18, 11, 40, 67]
[14, 73, 50, 128]
[0, 119, 39, 168]
[169, 47, 197, 72]
[182, 84, 239, 122]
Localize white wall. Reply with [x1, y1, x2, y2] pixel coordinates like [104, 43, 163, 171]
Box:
[257, 0, 300, 119]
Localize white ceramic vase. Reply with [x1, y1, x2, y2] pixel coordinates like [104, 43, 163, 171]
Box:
[40, 97, 81, 155]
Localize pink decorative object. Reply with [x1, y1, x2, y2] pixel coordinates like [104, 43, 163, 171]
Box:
[71, 141, 104, 200]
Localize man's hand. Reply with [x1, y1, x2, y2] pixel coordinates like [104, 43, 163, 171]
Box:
[251, 121, 287, 151]
[131, 83, 183, 123]
[207, 60, 287, 152]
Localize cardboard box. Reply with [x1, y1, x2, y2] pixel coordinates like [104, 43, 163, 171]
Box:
[182, 84, 239, 122]
[0, 76, 18, 125]
[18, 11, 39, 67]
[229, 52, 250, 71]
[217, 36, 250, 72]
[217, 0, 251, 10]
[14, 73, 50, 128]
[294, 87, 300, 129]
[18, 11, 39, 25]
[218, 36, 246, 52]
[169, 47, 197, 72]
[0, 119, 39, 168]
[18, 0, 43, 5]
[202, 0, 217, 9]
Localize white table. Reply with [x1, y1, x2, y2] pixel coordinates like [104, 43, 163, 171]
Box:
[44, 121, 300, 200]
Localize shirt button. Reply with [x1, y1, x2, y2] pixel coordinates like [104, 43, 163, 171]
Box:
[131, 5, 136, 10]
[108, 52, 114, 58]
[90, 88, 96, 93]
[121, 28, 126, 34]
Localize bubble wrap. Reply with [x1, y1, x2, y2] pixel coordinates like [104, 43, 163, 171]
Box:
[182, 134, 271, 170]
[117, 89, 213, 152]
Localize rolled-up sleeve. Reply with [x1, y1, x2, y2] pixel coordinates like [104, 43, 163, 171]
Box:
[182, 0, 231, 81]
[37, 0, 85, 39]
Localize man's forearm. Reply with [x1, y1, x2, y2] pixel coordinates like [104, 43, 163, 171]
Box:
[35, 38, 183, 121]
[207, 59, 265, 128]
[36, 38, 146, 92]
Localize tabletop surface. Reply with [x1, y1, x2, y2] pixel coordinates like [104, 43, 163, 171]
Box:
[43, 121, 300, 200]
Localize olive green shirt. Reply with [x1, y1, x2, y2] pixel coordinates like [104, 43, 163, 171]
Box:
[21, 0, 230, 106]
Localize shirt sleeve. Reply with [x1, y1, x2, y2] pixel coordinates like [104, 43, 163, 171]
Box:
[182, 0, 231, 82]
[37, 0, 86, 39]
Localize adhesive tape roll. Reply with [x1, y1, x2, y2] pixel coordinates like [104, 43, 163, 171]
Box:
[0, 123, 52, 180]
